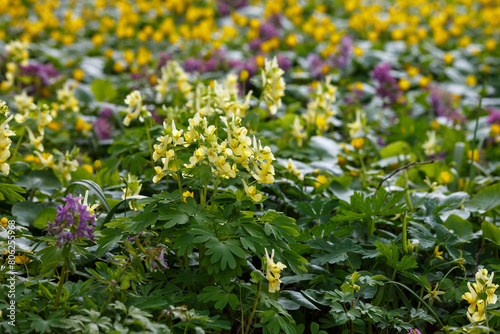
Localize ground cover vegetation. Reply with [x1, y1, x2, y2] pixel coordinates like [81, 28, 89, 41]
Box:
[1, 0, 500, 333]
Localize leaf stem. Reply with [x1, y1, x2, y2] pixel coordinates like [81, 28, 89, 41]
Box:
[245, 279, 262, 334]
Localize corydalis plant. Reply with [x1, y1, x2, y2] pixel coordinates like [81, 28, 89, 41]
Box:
[47, 193, 96, 248]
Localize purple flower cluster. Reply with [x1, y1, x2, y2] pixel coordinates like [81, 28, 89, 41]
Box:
[429, 85, 465, 124]
[333, 36, 353, 69]
[47, 194, 96, 248]
[487, 108, 500, 124]
[157, 52, 172, 70]
[229, 58, 258, 78]
[217, 0, 248, 16]
[19, 62, 58, 95]
[308, 54, 326, 79]
[94, 108, 114, 140]
[372, 63, 402, 107]
[184, 50, 226, 74]
[150, 248, 168, 271]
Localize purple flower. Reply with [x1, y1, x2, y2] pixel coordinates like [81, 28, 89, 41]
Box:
[216, 0, 247, 16]
[202, 58, 217, 73]
[100, 108, 113, 119]
[429, 85, 465, 124]
[157, 53, 172, 69]
[308, 54, 326, 79]
[372, 63, 401, 107]
[47, 194, 96, 248]
[487, 108, 500, 124]
[19, 62, 58, 94]
[333, 36, 353, 69]
[259, 22, 280, 40]
[151, 248, 168, 271]
[408, 330, 422, 334]
[277, 55, 292, 72]
[184, 58, 203, 73]
[249, 38, 262, 51]
[94, 117, 113, 140]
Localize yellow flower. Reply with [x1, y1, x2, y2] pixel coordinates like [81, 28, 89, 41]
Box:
[443, 53, 454, 65]
[423, 283, 445, 302]
[351, 137, 365, 150]
[353, 46, 363, 57]
[440, 171, 452, 184]
[73, 69, 85, 82]
[398, 79, 411, 91]
[315, 174, 328, 188]
[491, 124, 500, 137]
[286, 34, 297, 48]
[255, 55, 265, 68]
[240, 70, 249, 82]
[82, 164, 94, 174]
[1, 217, 8, 228]
[264, 249, 286, 293]
[182, 190, 194, 203]
[75, 118, 92, 132]
[15, 250, 33, 265]
[419, 75, 431, 88]
[242, 180, 263, 202]
[467, 149, 479, 162]
[466, 75, 477, 87]
[432, 245, 444, 260]
[94, 160, 102, 170]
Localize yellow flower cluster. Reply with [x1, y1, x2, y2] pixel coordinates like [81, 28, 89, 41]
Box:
[122, 90, 150, 126]
[152, 112, 276, 192]
[155, 61, 192, 102]
[264, 248, 287, 293]
[261, 57, 286, 115]
[462, 269, 499, 324]
[0, 101, 15, 175]
[303, 76, 338, 134]
[1, 40, 29, 90]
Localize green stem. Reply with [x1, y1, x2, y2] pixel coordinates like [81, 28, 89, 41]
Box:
[54, 258, 68, 307]
[403, 171, 413, 212]
[11, 127, 25, 162]
[387, 280, 444, 328]
[245, 279, 262, 334]
[402, 212, 408, 254]
[468, 84, 484, 195]
[359, 153, 367, 189]
[145, 119, 154, 167]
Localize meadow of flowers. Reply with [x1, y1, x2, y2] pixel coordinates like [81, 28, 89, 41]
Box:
[1, 0, 500, 333]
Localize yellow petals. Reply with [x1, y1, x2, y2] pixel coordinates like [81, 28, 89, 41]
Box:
[440, 171, 452, 184]
[432, 245, 444, 260]
[443, 53, 454, 65]
[73, 68, 85, 82]
[467, 149, 479, 162]
[351, 137, 365, 150]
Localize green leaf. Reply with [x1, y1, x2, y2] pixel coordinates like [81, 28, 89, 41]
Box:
[96, 229, 123, 256]
[69, 180, 111, 212]
[482, 221, 500, 247]
[397, 255, 418, 271]
[12, 201, 53, 227]
[281, 291, 319, 310]
[16, 170, 62, 194]
[158, 209, 189, 228]
[375, 241, 399, 268]
[308, 237, 362, 265]
[91, 79, 117, 101]
[444, 214, 473, 241]
[0, 183, 26, 202]
[467, 183, 500, 213]
[34, 207, 57, 229]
